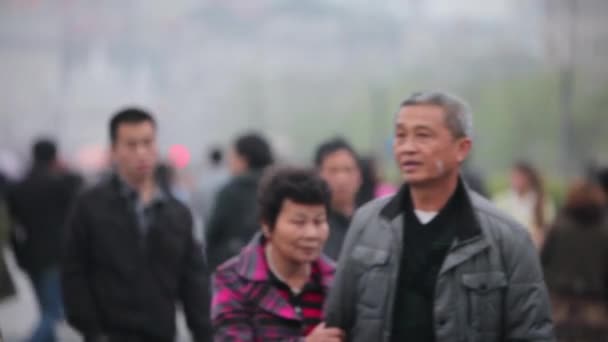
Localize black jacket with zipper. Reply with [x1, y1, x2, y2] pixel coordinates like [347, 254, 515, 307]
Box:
[62, 175, 212, 341]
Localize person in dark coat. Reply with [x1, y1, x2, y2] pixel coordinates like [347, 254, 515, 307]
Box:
[62, 108, 212, 342]
[7, 139, 82, 342]
[0, 196, 15, 303]
[205, 133, 274, 271]
[356, 157, 376, 206]
[598, 167, 608, 203]
[542, 180, 608, 341]
[314, 138, 362, 261]
[0, 171, 15, 304]
[0, 171, 8, 198]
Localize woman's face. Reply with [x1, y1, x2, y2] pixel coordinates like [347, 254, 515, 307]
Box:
[265, 199, 329, 264]
[510, 167, 531, 194]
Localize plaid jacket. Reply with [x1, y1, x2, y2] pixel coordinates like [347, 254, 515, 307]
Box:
[212, 233, 335, 342]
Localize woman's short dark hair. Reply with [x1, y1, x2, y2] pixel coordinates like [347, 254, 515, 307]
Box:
[258, 166, 331, 230]
[234, 133, 274, 170]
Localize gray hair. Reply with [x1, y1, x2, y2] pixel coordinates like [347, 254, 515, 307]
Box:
[399, 91, 473, 138]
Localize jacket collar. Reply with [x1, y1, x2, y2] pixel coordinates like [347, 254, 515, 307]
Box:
[379, 177, 492, 276]
[233, 233, 335, 321]
[109, 173, 168, 207]
[379, 177, 482, 242]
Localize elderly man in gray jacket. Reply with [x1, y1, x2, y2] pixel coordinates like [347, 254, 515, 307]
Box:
[324, 91, 554, 342]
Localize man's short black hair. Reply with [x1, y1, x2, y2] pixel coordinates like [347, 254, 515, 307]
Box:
[109, 107, 156, 144]
[314, 137, 359, 168]
[32, 138, 57, 164]
[258, 166, 331, 230]
[234, 133, 274, 170]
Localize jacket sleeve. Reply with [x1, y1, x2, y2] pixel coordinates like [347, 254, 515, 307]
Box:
[179, 210, 213, 342]
[503, 226, 555, 342]
[323, 207, 367, 334]
[206, 184, 235, 237]
[205, 186, 233, 267]
[61, 197, 103, 337]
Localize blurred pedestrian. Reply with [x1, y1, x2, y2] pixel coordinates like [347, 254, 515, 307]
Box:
[0, 171, 8, 198]
[598, 167, 608, 203]
[0, 169, 13, 306]
[356, 157, 375, 206]
[212, 167, 344, 341]
[194, 146, 229, 228]
[314, 138, 362, 261]
[0, 172, 11, 342]
[461, 160, 490, 198]
[62, 108, 211, 342]
[0, 193, 16, 304]
[155, 162, 190, 204]
[494, 161, 556, 248]
[357, 156, 397, 205]
[542, 180, 608, 341]
[324, 91, 554, 341]
[7, 139, 82, 342]
[206, 133, 274, 271]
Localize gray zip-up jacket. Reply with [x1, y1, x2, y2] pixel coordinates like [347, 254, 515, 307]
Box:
[324, 185, 555, 342]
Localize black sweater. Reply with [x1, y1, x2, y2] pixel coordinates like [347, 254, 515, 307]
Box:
[391, 183, 469, 342]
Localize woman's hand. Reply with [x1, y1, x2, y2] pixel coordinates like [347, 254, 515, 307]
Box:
[305, 322, 345, 342]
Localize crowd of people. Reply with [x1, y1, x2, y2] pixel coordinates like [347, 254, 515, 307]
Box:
[0, 90, 607, 342]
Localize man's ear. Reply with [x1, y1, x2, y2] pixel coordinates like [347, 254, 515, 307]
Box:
[457, 137, 473, 163]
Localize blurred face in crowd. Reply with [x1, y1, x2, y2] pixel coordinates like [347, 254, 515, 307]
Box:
[111, 121, 158, 183]
[319, 149, 361, 211]
[228, 148, 247, 176]
[510, 167, 531, 195]
[393, 104, 471, 187]
[264, 199, 329, 264]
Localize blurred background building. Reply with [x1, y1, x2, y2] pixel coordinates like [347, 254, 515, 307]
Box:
[1, 0, 606, 184]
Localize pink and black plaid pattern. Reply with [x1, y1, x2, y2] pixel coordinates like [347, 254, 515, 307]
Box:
[211, 235, 335, 342]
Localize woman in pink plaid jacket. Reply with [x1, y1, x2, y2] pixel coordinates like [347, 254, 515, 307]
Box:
[211, 167, 345, 342]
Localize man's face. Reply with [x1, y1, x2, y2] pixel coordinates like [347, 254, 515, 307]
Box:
[393, 104, 471, 186]
[228, 148, 247, 176]
[111, 121, 158, 182]
[319, 149, 361, 209]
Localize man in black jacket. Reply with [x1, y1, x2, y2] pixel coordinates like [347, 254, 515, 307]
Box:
[205, 133, 274, 271]
[8, 139, 82, 342]
[62, 108, 211, 342]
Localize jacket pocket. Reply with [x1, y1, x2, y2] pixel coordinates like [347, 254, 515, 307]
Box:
[462, 271, 507, 333]
[351, 245, 391, 317]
